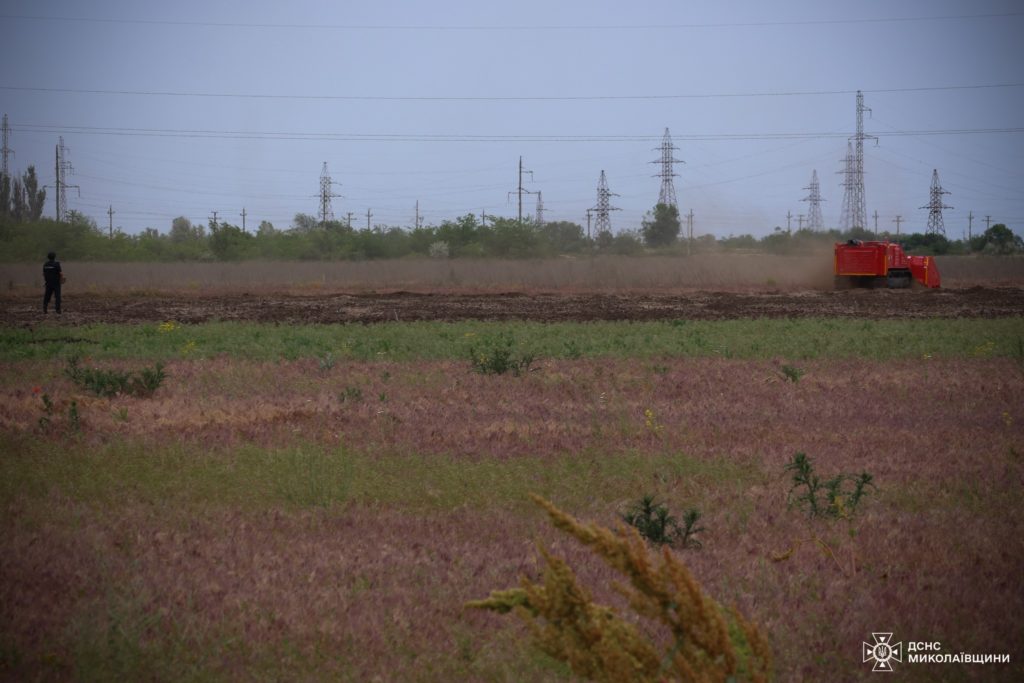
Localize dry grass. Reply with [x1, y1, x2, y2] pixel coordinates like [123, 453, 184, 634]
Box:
[2, 356, 1023, 680]
[2, 254, 1020, 294]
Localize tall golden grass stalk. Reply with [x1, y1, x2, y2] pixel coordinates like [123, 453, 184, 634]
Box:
[468, 494, 772, 682]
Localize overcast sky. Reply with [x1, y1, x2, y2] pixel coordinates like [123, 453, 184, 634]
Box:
[1, 0, 1022, 239]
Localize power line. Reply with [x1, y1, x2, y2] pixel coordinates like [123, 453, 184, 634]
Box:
[2, 11, 1020, 30]
[2, 82, 1020, 102]
[10, 122, 1024, 143]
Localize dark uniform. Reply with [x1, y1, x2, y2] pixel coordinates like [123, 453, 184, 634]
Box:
[43, 256, 62, 314]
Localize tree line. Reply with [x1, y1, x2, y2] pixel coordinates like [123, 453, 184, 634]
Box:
[0, 197, 1019, 261]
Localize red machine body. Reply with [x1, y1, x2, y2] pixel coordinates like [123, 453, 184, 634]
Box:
[834, 240, 940, 288]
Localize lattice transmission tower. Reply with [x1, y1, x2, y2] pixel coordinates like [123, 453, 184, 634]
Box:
[318, 162, 341, 225]
[535, 191, 545, 226]
[651, 127, 682, 208]
[921, 169, 953, 235]
[1, 114, 13, 176]
[801, 169, 825, 230]
[54, 136, 78, 222]
[837, 142, 854, 230]
[840, 90, 877, 230]
[592, 170, 620, 235]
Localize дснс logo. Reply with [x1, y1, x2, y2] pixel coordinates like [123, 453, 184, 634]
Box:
[863, 633, 903, 672]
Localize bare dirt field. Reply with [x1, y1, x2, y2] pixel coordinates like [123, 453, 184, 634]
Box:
[1, 286, 1023, 325]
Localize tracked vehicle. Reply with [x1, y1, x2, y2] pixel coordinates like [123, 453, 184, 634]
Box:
[834, 240, 940, 289]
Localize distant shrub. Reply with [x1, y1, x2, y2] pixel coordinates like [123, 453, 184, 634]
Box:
[780, 364, 804, 383]
[36, 392, 83, 434]
[428, 240, 450, 258]
[339, 386, 363, 403]
[317, 352, 336, 372]
[469, 334, 535, 376]
[785, 452, 874, 519]
[65, 356, 166, 398]
[468, 495, 770, 682]
[621, 494, 704, 549]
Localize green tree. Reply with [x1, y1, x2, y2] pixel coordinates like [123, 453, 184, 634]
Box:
[292, 213, 319, 233]
[640, 203, 680, 248]
[169, 216, 203, 243]
[539, 220, 587, 254]
[23, 166, 46, 221]
[0, 173, 10, 217]
[612, 230, 644, 254]
[435, 214, 481, 254]
[484, 217, 539, 257]
[10, 177, 26, 221]
[982, 223, 1022, 254]
[208, 222, 253, 260]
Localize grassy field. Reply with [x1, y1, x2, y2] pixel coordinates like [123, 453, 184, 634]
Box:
[2, 318, 1023, 681]
[2, 317, 1023, 363]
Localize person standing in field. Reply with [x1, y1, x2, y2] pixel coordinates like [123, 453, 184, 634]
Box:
[43, 251, 63, 315]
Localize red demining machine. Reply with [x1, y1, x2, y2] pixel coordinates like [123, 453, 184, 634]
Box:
[833, 240, 940, 289]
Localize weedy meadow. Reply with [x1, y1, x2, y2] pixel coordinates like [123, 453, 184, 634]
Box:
[1, 316, 1022, 681]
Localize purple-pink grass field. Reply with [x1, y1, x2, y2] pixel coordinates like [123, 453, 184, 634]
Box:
[2, 354, 1022, 680]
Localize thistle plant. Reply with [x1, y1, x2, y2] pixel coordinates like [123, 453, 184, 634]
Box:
[469, 333, 535, 376]
[785, 452, 875, 519]
[780, 364, 804, 383]
[37, 393, 55, 430]
[468, 495, 771, 683]
[621, 495, 704, 549]
[65, 356, 166, 398]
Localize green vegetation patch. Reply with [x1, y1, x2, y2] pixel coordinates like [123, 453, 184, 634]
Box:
[2, 317, 1022, 362]
[0, 436, 756, 513]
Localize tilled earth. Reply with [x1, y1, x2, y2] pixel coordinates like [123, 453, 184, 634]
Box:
[2, 286, 1023, 325]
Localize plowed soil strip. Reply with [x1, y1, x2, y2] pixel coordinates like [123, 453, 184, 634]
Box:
[2, 286, 1023, 325]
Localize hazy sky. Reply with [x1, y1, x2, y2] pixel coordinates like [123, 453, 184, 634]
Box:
[1, 0, 1022, 238]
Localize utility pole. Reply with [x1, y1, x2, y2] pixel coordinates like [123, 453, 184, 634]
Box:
[240, 207, 247, 232]
[1, 113, 12, 176]
[508, 156, 536, 225]
[366, 207, 373, 231]
[346, 211, 354, 229]
[209, 210, 219, 229]
[414, 200, 422, 230]
[920, 169, 953, 235]
[798, 214, 805, 231]
[967, 211, 974, 240]
[984, 215, 992, 230]
[480, 209, 487, 228]
[107, 205, 114, 238]
[786, 210, 792, 233]
[892, 215, 903, 236]
[687, 209, 694, 256]
[585, 209, 593, 239]
[873, 210, 879, 232]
